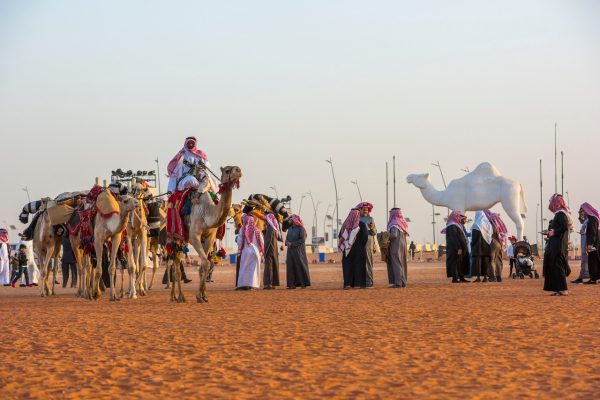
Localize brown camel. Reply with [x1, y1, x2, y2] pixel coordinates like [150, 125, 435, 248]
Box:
[147, 201, 167, 290]
[32, 198, 62, 297]
[127, 185, 150, 296]
[170, 165, 242, 303]
[90, 194, 139, 301]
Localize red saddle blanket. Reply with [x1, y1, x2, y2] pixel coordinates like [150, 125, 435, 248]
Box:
[166, 189, 226, 243]
[167, 189, 191, 242]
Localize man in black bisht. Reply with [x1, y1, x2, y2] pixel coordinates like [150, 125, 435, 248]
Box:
[579, 202, 600, 285]
[443, 211, 470, 283]
[339, 208, 369, 289]
[543, 194, 572, 295]
[284, 215, 311, 289]
[263, 213, 282, 289]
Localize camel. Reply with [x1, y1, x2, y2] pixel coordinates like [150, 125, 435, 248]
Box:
[169, 165, 242, 303]
[128, 184, 150, 296]
[90, 194, 139, 301]
[406, 162, 528, 239]
[147, 200, 167, 290]
[32, 199, 62, 297]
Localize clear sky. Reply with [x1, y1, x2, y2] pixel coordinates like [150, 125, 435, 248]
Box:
[1, 0, 599, 246]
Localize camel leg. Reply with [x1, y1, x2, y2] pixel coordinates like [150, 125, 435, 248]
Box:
[122, 236, 136, 299]
[148, 249, 158, 290]
[140, 233, 149, 293]
[51, 257, 57, 295]
[135, 235, 148, 296]
[169, 252, 185, 303]
[92, 243, 104, 300]
[39, 250, 52, 298]
[119, 266, 125, 298]
[501, 187, 525, 240]
[189, 236, 210, 303]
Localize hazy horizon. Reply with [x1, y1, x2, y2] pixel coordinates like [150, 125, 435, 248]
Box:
[1, 0, 599, 246]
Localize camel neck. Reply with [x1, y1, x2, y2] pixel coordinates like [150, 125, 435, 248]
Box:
[421, 183, 443, 205]
[202, 187, 233, 228]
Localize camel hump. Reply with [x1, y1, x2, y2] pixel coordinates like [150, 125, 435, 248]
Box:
[470, 162, 501, 177]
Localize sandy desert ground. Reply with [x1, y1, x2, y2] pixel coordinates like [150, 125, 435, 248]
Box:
[1, 260, 599, 399]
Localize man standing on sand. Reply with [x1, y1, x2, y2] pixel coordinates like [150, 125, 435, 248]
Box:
[18, 234, 39, 286]
[357, 202, 379, 288]
[409, 241, 416, 261]
[443, 211, 470, 283]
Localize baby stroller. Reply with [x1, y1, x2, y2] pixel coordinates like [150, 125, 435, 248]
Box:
[512, 241, 539, 279]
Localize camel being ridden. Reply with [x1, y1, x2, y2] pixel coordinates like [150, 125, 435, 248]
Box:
[169, 165, 242, 303]
[90, 194, 139, 301]
[406, 162, 528, 239]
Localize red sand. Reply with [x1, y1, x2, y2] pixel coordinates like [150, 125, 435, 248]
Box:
[1, 261, 598, 399]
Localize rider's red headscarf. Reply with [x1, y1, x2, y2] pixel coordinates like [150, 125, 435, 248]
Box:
[167, 137, 208, 177]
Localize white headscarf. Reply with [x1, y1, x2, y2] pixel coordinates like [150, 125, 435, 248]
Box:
[471, 211, 493, 245]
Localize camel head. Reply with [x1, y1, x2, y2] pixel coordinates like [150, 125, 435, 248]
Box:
[220, 166, 243, 185]
[118, 194, 140, 213]
[406, 173, 430, 189]
[229, 204, 243, 231]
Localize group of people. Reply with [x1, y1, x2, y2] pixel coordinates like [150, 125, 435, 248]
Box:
[443, 208, 509, 283]
[443, 192, 600, 296]
[235, 212, 311, 290]
[0, 229, 78, 289]
[339, 203, 410, 289]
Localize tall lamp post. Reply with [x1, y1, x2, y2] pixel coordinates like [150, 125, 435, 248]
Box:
[351, 180, 363, 201]
[431, 205, 441, 244]
[305, 191, 320, 238]
[325, 157, 340, 246]
[298, 194, 307, 214]
[269, 185, 279, 198]
[22, 187, 31, 203]
[432, 161, 448, 217]
[155, 157, 162, 193]
[323, 203, 332, 241]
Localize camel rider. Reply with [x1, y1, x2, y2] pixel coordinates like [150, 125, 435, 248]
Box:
[167, 136, 215, 193]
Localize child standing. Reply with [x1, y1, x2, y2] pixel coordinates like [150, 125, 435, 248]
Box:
[11, 244, 31, 288]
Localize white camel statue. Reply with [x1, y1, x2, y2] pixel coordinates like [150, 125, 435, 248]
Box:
[407, 162, 528, 239]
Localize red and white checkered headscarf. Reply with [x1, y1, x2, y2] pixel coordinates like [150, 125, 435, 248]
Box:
[356, 202, 373, 213]
[265, 213, 281, 238]
[441, 211, 466, 238]
[580, 202, 600, 224]
[0, 229, 8, 244]
[167, 136, 208, 176]
[289, 214, 304, 228]
[549, 193, 573, 229]
[338, 209, 360, 249]
[387, 208, 409, 236]
[241, 214, 264, 255]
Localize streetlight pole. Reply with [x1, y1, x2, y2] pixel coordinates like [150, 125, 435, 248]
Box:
[560, 151, 564, 196]
[432, 204, 436, 244]
[269, 185, 279, 198]
[393, 156, 396, 207]
[351, 180, 363, 201]
[155, 157, 162, 193]
[298, 194, 307, 214]
[432, 161, 448, 216]
[554, 123, 557, 194]
[22, 187, 31, 203]
[565, 191, 570, 208]
[540, 159, 544, 249]
[385, 162, 389, 213]
[325, 157, 340, 245]
[323, 203, 332, 241]
[535, 203, 539, 249]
